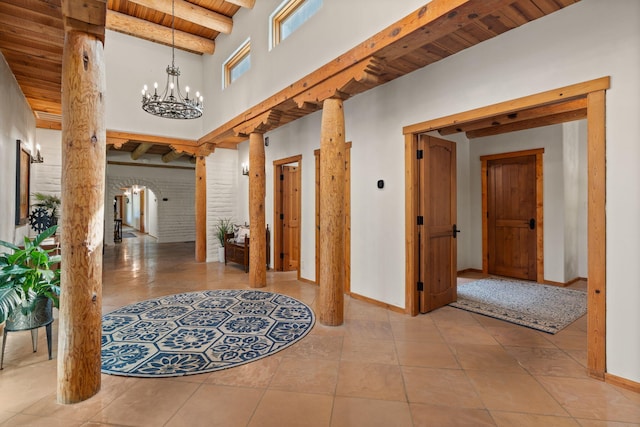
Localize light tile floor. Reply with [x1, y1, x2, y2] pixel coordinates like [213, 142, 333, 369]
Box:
[0, 234, 638, 426]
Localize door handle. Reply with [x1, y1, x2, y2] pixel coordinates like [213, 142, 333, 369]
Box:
[529, 218, 536, 230]
[452, 224, 461, 238]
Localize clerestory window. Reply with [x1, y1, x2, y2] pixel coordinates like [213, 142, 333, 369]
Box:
[223, 38, 251, 88]
[270, 0, 322, 49]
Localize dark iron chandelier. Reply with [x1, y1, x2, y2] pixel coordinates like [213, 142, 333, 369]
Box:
[141, 0, 203, 119]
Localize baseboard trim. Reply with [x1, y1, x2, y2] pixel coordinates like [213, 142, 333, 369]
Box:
[605, 373, 640, 393]
[349, 292, 405, 314]
[297, 277, 317, 286]
[544, 276, 588, 287]
[457, 268, 483, 275]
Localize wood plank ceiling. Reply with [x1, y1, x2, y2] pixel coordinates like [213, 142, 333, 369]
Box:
[1, 0, 582, 161]
[0, 0, 252, 161]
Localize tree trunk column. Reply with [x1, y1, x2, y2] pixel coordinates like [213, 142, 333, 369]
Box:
[249, 132, 267, 287]
[319, 98, 346, 326]
[195, 155, 206, 262]
[58, 31, 106, 404]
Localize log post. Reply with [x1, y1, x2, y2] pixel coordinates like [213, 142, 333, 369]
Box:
[319, 98, 345, 326]
[57, 30, 106, 403]
[195, 154, 206, 262]
[249, 132, 267, 287]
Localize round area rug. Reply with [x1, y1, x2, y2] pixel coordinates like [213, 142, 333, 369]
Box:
[101, 290, 315, 377]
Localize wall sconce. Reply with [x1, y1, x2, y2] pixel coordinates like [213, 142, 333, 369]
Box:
[31, 144, 44, 164]
[241, 162, 249, 176]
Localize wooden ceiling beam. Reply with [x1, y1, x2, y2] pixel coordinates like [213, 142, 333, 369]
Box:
[127, 0, 233, 34]
[107, 136, 128, 149]
[466, 109, 588, 139]
[439, 98, 589, 135]
[233, 109, 283, 136]
[107, 130, 197, 147]
[224, 0, 256, 9]
[106, 10, 215, 55]
[61, 0, 107, 42]
[161, 150, 183, 163]
[168, 143, 214, 157]
[293, 58, 381, 108]
[131, 142, 154, 160]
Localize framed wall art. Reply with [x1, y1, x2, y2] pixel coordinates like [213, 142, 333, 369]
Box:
[15, 139, 30, 226]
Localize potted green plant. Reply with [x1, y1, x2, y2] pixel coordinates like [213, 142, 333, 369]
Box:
[215, 218, 233, 263]
[0, 225, 61, 368]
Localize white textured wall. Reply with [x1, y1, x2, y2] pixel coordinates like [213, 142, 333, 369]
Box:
[147, 188, 159, 238]
[206, 148, 239, 262]
[105, 164, 195, 244]
[0, 53, 36, 244]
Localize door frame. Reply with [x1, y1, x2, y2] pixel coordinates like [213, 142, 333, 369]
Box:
[273, 154, 302, 276]
[403, 77, 609, 380]
[481, 149, 544, 282]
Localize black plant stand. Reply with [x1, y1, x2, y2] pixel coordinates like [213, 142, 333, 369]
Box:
[0, 298, 54, 370]
[114, 218, 122, 243]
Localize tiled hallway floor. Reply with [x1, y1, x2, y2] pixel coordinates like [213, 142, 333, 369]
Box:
[0, 237, 638, 426]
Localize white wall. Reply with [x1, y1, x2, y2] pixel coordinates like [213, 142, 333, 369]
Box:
[147, 188, 159, 238]
[32, 129, 63, 225]
[0, 53, 36, 244]
[105, 163, 195, 244]
[104, 30, 204, 139]
[562, 120, 587, 281]
[211, 0, 640, 382]
[206, 148, 239, 262]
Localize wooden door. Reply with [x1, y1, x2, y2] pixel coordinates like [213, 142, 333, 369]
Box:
[139, 189, 146, 233]
[487, 155, 537, 280]
[418, 135, 457, 313]
[281, 165, 300, 271]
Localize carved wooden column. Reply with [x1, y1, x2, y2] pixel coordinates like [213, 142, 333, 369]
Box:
[319, 98, 346, 326]
[195, 154, 206, 262]
[249, 132, 267, 287]
[58, 1, 106, 403]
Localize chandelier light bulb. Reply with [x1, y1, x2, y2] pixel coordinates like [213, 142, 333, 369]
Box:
[154, 82, 158, 89]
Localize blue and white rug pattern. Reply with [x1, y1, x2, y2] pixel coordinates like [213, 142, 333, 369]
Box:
[101, 290, 315, 377]
[450, 278, 587, 334]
